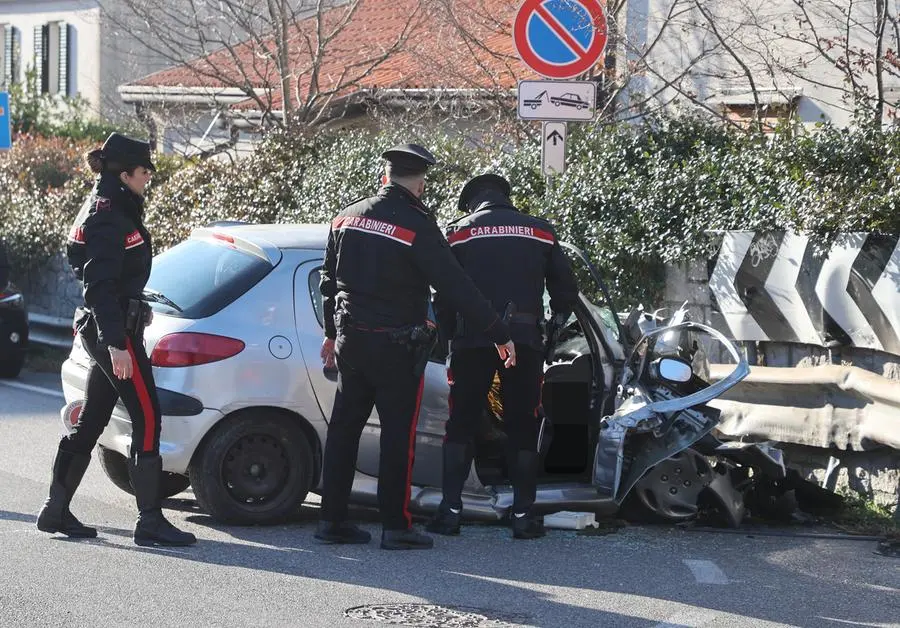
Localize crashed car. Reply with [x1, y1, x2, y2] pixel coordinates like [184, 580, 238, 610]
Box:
[60, 223, 786, 526]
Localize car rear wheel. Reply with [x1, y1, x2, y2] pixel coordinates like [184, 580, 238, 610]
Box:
[97, 446, 191, 498]
[188, 409, 314, 525]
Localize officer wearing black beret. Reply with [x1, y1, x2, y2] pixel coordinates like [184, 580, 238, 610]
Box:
[317, 144, 516, 550]
[428, 173, 578, 540]
[37, 132, 197, 547]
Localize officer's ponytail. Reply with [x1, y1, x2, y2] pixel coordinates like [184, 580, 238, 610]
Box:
[85, 149, 105, 174]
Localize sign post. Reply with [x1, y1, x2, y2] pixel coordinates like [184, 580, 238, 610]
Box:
[541, 121, 566, 177]
[514, 0, 607, 182]
[0, 92, 11, 151]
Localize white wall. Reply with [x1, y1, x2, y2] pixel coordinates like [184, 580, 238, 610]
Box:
[0, 0, 102, 113]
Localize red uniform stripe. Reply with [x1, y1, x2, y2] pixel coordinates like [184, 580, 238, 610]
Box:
[332, 215, 416, 246]
[403, 375, 426, 527]
[448, 225, 555, 246]
[68, 226, 85, 244]
[125, 230, 145, 249]
[126, 338, 156, 452]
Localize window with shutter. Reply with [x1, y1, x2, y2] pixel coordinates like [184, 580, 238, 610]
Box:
[33, 24, 44, 93]
[0, 26, 7, 90]
[58, 22, 67, 96]
[46, 22, 59, 96]
[1, 25, 20, 89]
[10, 27, 20, 85]
[63, 24, 73, 96]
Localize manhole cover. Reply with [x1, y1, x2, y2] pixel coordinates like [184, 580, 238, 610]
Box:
[344, 603, 531, 627]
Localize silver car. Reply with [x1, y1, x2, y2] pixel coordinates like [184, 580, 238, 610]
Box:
[60, 223, 756, 526]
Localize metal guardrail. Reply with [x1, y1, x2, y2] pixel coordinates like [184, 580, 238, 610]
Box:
[28, 312, 74, 350]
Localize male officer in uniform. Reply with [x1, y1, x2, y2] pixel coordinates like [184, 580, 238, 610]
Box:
[317, 145, 517, 550]
[428, 173, 578, 540]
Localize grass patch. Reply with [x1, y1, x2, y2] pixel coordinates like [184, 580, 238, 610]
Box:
[25, 344, 70, 373]
[829, 494, 900, 538]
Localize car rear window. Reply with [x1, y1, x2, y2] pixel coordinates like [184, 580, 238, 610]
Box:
[146, 239, 274, 319]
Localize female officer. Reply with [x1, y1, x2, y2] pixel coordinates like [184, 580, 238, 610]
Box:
[36, 133, 196, 547]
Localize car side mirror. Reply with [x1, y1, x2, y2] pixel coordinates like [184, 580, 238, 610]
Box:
[651, 357, 692, 384]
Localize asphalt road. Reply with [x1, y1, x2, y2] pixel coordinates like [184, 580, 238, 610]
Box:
[1, 375, 898, 628]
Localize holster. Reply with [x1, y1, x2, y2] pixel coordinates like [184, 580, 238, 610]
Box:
[389, 323, 438, 378]
[503, 301, 538, 326]
[124, 298, 152, 335]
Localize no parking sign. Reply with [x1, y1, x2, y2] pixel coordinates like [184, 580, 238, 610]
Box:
[513, 0, 608, 80]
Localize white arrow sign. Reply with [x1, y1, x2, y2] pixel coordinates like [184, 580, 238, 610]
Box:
[542, 121, 567, 177]
[518, 80, 596, 121]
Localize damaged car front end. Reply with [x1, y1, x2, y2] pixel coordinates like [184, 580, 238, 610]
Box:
[594, 308, 803, 527]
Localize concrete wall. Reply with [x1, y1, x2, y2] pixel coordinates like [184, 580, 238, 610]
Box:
[19, 252, 82, 320]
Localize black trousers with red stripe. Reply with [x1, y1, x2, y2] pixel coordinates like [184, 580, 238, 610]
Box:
[61, 320, 161, 458]
[445, 345, 543, 453]
[321, 329, 424, 531]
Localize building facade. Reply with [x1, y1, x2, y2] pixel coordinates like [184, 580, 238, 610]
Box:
[0, 0, 172, 120]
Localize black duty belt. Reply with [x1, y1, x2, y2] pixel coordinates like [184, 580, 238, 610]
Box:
[507, 312, 538, 325]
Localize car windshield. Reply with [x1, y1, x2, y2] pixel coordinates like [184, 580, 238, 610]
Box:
[146, 239, 274, 319]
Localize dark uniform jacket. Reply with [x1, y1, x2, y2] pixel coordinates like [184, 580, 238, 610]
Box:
[436, 196, 579, 350]
[319, 183, 510, 345]
[66, 174, 153, 350]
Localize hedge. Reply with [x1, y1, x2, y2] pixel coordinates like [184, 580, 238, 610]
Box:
[0, 134, 185, 274]
[2, 115, 899, 308]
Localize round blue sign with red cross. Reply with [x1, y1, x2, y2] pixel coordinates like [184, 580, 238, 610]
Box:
[513, 0, 608, 80]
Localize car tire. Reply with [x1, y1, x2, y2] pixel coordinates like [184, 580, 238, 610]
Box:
[97, 446, 191, 498]
[622, 448, 714, 523]
[188, 409, 314, 525]
[0, 352, 25, 379]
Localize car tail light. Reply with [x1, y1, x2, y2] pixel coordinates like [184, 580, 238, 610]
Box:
[151, 332, 245, 367]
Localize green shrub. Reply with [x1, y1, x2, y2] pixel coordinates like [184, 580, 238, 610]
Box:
[140, 115, 900, 307]
[5, 112, 900, 309]
[0, 136, 93, 273]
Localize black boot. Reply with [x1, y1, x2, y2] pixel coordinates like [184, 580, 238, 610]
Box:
[381, 527, 434, 550]
[510, 450, 545, 540]
[314, 521, 371, 544]
[36, 447, 97, 538]
[426, 442, 471, 536]
[426, 503, 462, 536]
[129, 455, 196, 547]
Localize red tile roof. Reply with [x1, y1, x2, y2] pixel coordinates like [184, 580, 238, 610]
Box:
[129, 0, 550, 110]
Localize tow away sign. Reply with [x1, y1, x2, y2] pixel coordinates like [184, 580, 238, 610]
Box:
[518, 80, 596, 121]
